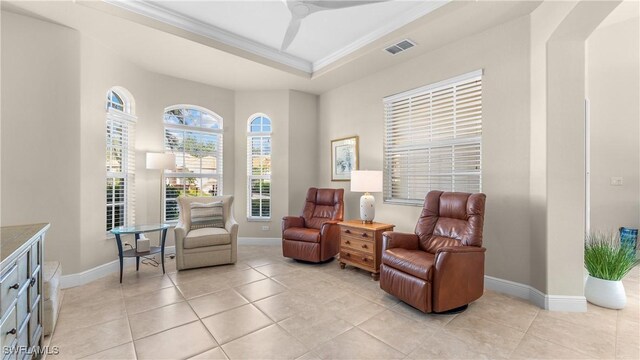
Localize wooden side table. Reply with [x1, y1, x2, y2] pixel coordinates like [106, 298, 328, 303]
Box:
[338, 220, 395, 280]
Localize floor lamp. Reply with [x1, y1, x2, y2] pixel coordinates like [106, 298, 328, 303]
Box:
[146, 152, 176, 224]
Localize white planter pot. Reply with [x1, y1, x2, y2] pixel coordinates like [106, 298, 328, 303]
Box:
[585, 275, 627, 309]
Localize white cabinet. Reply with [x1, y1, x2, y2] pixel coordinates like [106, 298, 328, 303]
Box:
[0, 224, 48, 360]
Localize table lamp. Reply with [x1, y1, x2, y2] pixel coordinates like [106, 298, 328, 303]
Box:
[146, 152, 176, 224]
[351, 170, 383, 224]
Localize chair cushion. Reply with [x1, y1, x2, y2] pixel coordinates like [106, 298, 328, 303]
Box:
[184, 227, 230, 249]
[190, 201, 224, 229]
[283, 227, 320, 243]
[382, 248, 435, 282]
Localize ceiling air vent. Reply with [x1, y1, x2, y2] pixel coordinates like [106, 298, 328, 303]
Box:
[384, 39, 416, 55]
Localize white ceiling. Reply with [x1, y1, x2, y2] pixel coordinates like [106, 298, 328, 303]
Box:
[107, 0, 449, 73]
[3, 1, 543, 94]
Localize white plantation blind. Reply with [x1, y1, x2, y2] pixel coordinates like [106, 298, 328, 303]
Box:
[163, 106, 223, 222]
[383, 70, 483, 205]
[106, 107, 136, 232]
[247, 115, 272, 220]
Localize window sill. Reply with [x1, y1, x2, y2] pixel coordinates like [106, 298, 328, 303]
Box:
[247, 217, 271, 222]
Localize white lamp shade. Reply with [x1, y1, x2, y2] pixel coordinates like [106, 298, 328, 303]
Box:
[351, 170, 383, 193]
[146, 153, 176, 170]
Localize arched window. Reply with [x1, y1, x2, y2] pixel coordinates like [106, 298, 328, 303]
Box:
[247, 114, 272, 220]
[164, 105, 223, 221]
[106, 87, 136, 232]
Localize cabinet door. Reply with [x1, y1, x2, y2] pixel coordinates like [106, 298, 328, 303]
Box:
[15, 290, 28, 333]
[0, 267, 19, 317]
[29, 241, 40, 276]
[16, 253, 29, 291]
[0, 306, 17, 353]
[28, 300, 39, 348]
[28, 269, 39, 313]
[16, 318, 28, 360]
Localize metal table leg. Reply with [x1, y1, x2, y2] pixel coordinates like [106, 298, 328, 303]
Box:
[160, 228, 168, 274]
[115, 233, 124, 283]
[135, 233, 140, 271]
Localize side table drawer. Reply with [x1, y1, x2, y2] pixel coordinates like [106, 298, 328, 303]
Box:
[340, 250, 374, 271]
[341, 236, 373, 254]
[341, 227, 375, 241]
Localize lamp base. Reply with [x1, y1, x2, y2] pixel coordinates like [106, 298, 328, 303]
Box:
[360, 193, 376, 224]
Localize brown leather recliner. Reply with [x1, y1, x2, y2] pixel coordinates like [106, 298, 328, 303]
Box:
[282, 188, 344, 262]
[380, 191, 486, 313]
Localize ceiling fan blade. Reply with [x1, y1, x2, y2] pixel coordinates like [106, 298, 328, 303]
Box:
[304, 0, 388, 10]
[281, 17, 302, 51]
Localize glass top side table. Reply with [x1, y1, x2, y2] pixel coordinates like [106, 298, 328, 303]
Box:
[110, 223, 171, 283]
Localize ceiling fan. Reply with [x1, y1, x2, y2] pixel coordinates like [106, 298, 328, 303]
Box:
[281, 0, 388, 51]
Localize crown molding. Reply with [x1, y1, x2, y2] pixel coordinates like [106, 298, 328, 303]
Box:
[312, 0, 450, 72]
[103, 0, 451, 76]
[104, 0, 313, 74]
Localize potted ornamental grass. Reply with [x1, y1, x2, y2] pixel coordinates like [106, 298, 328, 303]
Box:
[584, 231, 639, 309]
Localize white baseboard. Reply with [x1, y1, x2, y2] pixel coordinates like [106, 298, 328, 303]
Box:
[484, 275, 586, 312]
[59, 240, 585, 312]
[59, 239, 279, 288]
[60, 246, 176, 289]
[546, 295, 588, 312]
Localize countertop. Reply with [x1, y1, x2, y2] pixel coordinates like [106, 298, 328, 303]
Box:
[1, 223, 50, 265]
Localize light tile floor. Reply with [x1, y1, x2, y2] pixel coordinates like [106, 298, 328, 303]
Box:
[47, 245, 639, 360]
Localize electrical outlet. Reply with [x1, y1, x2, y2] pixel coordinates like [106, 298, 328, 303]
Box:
[261, 225, 270, 231]
[610, 177, 624, 186]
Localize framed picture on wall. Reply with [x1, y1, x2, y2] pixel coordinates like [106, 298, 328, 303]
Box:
[331, 136, 359, 181]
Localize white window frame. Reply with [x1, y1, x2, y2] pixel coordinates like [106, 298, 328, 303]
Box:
[383, 70, 483, 206]
[106, 89, 136, 233]
[163, 105, 223, 222]
[247, 114, 272, 221]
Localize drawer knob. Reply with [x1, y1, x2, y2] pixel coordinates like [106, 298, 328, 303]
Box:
[6, 328, 16, 335]
[345, 240, 350, 245]
[345, 230, 351, 234]
[30, 277, 36, 287]
[361, 233, 368, 237]
[362, 257, 368, 262]
[361, 244, 368, 249]
[345, 253, 351, 257]
[9, 283, 19, 290]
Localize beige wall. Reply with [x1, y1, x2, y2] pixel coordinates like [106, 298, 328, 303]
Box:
[1, 10, 236, 273]
[528, 0, 578, 295]
[234, 90, 318, 238]
[234, 90, 290, 238]
[587, 17, 640, 232]
[1, 11, 83, 272]
[79, 35, 235, 271]
[288, 91, 319, 214]
[318, 16, 534, 286]
[545, 0, 619, 297]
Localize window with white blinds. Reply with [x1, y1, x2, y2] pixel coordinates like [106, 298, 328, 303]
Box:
[164, 106, 223, 221]
[106, 89, 136, 232]
[247, 115, 272, 220]
[383, 70, 483, 205]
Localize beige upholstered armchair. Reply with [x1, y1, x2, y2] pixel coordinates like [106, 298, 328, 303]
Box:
[175, 195, 238, 270]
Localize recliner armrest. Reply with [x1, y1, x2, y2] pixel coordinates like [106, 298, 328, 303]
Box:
[436, 246, 486, 255]
[320, 220, 339, 237]
[382, 232, 420, 251]
[282, 216, 305, 231]
[434, 246, 486, 271]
